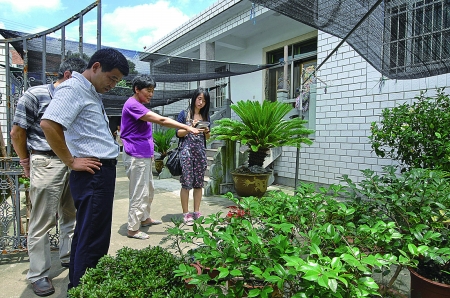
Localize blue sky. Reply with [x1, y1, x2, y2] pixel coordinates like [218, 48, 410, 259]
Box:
[0, 0, 217, 51]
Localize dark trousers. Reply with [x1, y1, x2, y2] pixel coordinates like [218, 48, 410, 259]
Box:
[67, 164, 116, 289]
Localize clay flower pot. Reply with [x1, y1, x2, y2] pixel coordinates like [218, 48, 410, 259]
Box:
[409, 267, 450, 298]
[184, 263, 202, 289]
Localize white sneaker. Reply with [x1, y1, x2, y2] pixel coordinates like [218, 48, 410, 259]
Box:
[183, 213, 194, 226]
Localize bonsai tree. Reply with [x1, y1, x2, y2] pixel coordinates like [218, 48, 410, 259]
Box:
[153, 128, 176, 160]
[369, 88, 450, 172]
[211, 100, 314, 171]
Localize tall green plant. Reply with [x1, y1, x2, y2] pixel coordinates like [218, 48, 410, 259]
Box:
[153, 128, 176, 160]
[211, 100, 313, 167]
[369, 88, 450, 171]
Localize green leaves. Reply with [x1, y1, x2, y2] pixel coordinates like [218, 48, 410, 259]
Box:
[68, 246, 202, 297]
[369, 88, 450, 171]
[153, 128, 176, 158]
[211, 100, 314, 167]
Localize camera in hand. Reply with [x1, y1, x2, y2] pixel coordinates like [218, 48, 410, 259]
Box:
[195, 121, 210, 129]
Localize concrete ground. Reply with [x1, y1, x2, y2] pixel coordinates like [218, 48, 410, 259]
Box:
[0, 158, 237, 298]
[0, 156, 410, 297]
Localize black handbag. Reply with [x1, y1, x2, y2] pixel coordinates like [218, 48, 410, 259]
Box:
[166, 139, 183, 176]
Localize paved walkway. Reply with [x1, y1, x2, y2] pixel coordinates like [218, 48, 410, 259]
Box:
[0, 159, 237, 298]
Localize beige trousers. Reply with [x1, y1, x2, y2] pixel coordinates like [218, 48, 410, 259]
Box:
[122, 153, 155, 231]
[26, 154, 76, 282]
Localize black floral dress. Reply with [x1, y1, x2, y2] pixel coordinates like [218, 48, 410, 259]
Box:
[177, 110, 208, 189]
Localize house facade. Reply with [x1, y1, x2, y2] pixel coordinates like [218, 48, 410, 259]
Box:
[145, 0, 450, 187]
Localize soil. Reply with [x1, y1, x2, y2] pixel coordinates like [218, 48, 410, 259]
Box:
[416, 259, 450, 285]
[233, 165, 269, 174]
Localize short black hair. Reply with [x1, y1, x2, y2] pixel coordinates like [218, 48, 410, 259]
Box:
[132, 75, 157, 93]
[57, 57, 87, 79]
[87, 48, 129, 76]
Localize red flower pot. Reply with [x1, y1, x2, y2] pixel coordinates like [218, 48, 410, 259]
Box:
[409, 267, 450, 298]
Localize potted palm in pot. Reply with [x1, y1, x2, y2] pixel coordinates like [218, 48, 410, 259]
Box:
[211, 100, 313, 197]
[153, 128, 176, 174]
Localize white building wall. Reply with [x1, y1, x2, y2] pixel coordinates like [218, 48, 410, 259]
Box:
[274, 31, 450, 187]
[147, 0, 450, 188]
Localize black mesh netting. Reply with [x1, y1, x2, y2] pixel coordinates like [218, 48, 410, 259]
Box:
[251, 0, 450, 80]
[1, 28, 277, 113]
[139, 52, 277, 82]
[102, 84, 226, 115]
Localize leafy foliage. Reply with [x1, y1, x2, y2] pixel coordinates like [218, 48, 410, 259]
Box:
[68, 246, 201, 298]
[343, 166, 450, 285]
[369, 88, 450, 171]
[153, 128, 176, 159]
[211, 100, 313, 167]
[167, 187, 417, 297]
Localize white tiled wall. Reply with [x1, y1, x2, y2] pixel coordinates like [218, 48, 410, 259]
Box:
[274, 31, 450, 186]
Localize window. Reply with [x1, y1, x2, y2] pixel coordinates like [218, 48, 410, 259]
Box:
[214, 65, 227, 109]
[384, 0, 450, 75]
[265, 38, 317, 101]
[265, 39, 317, 132]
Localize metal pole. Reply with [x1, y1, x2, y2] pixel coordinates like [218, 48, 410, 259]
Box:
[5, 42, 11, 155]
[61, 26, 66, 61]
[41, 36, 46, 85]
[97, 0, 101, 50]
[79, 13, 83, 56]
[23, 39, 28, 91]
[283, 45, 288, 91]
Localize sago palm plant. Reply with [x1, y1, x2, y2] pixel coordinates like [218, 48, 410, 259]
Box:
[211, 100, 314, 168]
[153, 128, 176, 160]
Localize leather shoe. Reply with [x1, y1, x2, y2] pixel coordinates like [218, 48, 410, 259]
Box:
[31, 277, 55, 297]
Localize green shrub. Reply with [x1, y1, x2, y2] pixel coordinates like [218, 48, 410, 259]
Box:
[369, 88, 450, 171]
[68, 245, 201, 298]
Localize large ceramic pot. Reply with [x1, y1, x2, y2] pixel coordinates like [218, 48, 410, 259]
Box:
[409, 267, 450, 298]
[154, 159, 164, 174]
[231, 172, 270, 198]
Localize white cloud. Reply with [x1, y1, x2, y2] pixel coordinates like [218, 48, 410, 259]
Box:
[63, 1, 191, 51]
[0, 21, 5, 29]
[0, 0, 62, 12]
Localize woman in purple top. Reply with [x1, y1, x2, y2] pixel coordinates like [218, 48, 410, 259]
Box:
[121, 75, 199, 239]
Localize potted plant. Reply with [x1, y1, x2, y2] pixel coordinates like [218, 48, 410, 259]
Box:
[153, 128, 176, 174]
[211, 100, 313, 197]
[343, 166, 450, 297]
